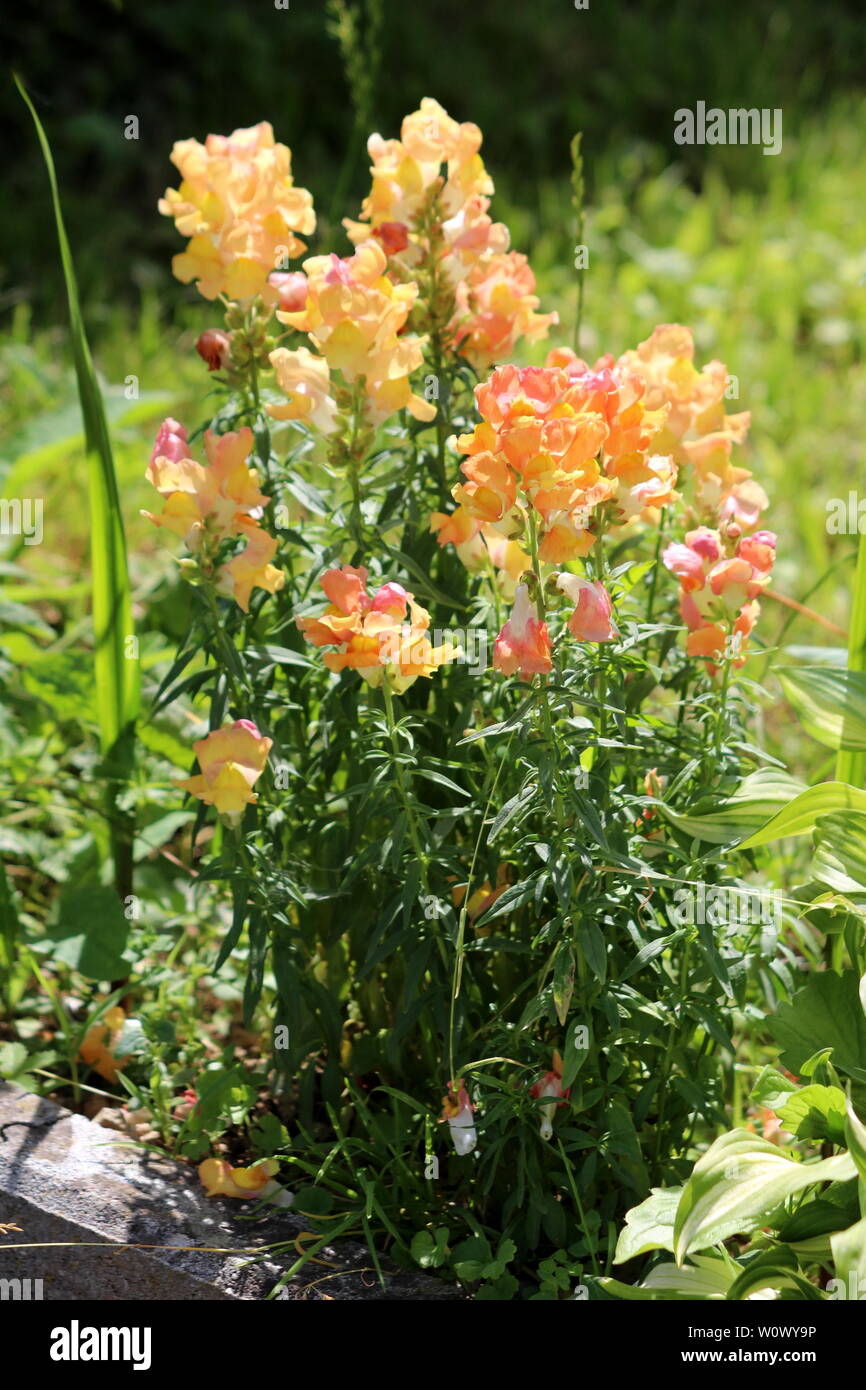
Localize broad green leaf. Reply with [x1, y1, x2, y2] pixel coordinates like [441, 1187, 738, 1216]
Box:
[602, 1253, 734, 1301]
[749, 1064, 799, 1111]
[662, 769, 806, 845]
[778, 666, 866, 751]
[768, 970, 866, 1083]
[829, 1217, 866, 1298]
[44, 887, 132, 980]
[812, 811, 866, 893]
[844, 1094, 866, 1187]
[613, 1187, 682, 1264]
[673, 1129, 857, 1262]
[726, 1247, 822, 1301]
[776, 1084, 847, 1144]
[738, 782, 866, 850]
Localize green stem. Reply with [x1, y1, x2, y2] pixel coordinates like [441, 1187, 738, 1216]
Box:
[381, 681, 428, 886]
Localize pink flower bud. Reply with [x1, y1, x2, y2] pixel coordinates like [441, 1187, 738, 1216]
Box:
[269, 271, 308, 314]
[149, 417, 189, 467]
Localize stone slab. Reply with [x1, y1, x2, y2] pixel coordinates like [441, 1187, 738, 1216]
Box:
[0, 1082, 460, 1300]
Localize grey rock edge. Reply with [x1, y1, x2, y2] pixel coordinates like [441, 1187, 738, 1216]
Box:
[0, 1082, 461, 1300]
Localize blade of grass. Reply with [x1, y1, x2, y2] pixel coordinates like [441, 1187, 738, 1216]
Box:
[836, 530, 866, 788]
[16, 75, 138, 901]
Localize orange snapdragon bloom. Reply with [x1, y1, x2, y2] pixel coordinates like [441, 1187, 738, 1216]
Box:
[267, 345, 337, 435]
[217, 524, 286, 613]
[297, 564, 458, 694]
[144, 424, 285, 612]
[276, 240, 435, 426]
[198, 1156, 280, 1199]
[345, 98, 555, 368]
[434, 364, 615, 567]
[79, 1006, 132, 1085]
[556, 573, 619, 643]
[159, 122, 315, 304]
[492, 583, 552, 679]
[615, 324, 764, 532]
[144, 425, 269, 550]
[543, 349, 675, 523]
[452, 251, 557, 371]
[177, 720, 272, 825]
[664, 527, 776, 669]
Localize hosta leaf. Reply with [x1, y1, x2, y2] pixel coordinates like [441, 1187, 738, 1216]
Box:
[662, 769, 806, 845]
[778, 666, 866, 751]
[613, 1187, 682, 1264]
[812, 811, 866, 893]
[829, 1217, 866, 1299]
[673, 1129, 857, 1262]
[738, 782, 866, 850]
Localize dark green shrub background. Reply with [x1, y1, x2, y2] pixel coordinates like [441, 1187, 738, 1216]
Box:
[3, 0, 865, 315]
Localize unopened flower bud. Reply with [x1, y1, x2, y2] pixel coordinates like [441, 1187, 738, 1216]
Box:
[196, 329, 231, 372]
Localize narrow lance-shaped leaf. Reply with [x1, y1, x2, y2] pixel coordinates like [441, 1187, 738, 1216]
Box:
[837, 528, 866, 787]
[16, 76, 139, 755]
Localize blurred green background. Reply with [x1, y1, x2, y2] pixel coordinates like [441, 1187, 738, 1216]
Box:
[2, 0, 866, 780]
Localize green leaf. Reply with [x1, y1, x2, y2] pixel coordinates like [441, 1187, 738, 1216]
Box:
[552, 941, 575, 1026]
[726, 1246, 822, 1301]
[749, 1065, 799, 1111]
[738, 782, 866, 850]
[17, 77, 138, 759]
[829, 1217, 866, 1299]
[813, 811, 866, 893]
[602, 1254, 734, 1301]
[776, 1084, 847, 1144]
[768, 970, 866, 1083]
[836, 526, 866, 788]
[44, 887, 131, 980]
[662, 769, 806, 845]
[673, 1129, 857, 1262]
[844, 1094, 866, 1187]
[613, 1187, 682, 1264]
[779, 666, 866, 751]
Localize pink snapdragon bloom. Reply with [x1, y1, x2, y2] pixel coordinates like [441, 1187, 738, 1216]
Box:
[556, 574, 618, 642]
[149, 417, 189, 467]
[269, 271, 308, 314]
[492, 583, 552, 678]
[530, 1051, 570, 1141]
[440, 1078, 477, 1156]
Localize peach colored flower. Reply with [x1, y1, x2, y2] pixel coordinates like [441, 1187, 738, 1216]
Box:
[556, 574, 618, 643]
[79, 1006, 132, 1085]
[143, 426, 269, 551]
[452, 250, 558, 370]
[345, 98, 554, 365]
[492, 583, 552, 679]
[217, 524, 286, 612]
[297, 564, 457, 693]
[159, 122, 315, 304]
[267, 345, 337, 435]
[277, 240, 435, 426]
[198, 1156, 280, 1199]
[176, 719, 272, 825]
